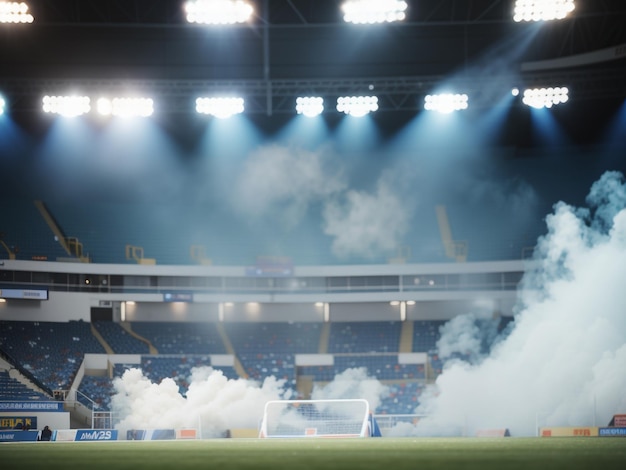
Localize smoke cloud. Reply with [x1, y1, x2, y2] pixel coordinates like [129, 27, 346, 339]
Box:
[231, 143, 416, 260]
[323, 171, 414, 259]
[111, 366, 389, 437]
[231, 144, 346, 228]
[311, 367, 389, 412]
[111, 367, 291, 438]
[436, 312, 504, 365]
[409, 171, 626, 436]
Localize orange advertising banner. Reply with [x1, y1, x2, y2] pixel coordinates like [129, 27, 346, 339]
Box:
[540, 427, 599, 437]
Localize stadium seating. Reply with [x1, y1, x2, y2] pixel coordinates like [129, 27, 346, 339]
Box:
[0, 320, 106, 391]
[225, 322, 322, 355]
[377, 382, 424, 415]
[130, 322, 227, 355]
[1, 319, 449, 415]
[328, 321, 402, 354]
[92, 321, 151, 354]
[412, 320, 446, 352]
[0, 370, 50, 401]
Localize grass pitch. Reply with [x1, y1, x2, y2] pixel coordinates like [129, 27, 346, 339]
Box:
[2, 437, 626, 470]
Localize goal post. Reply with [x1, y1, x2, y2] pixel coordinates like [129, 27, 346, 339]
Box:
[259, 399, 371, 438]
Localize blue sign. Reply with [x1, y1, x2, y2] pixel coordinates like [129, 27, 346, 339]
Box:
[163, 291, 194, 302]
[599, 427, 626, 437]
[0, 402, 64, 412]
[75, 429, 118, 441]
[0, 430, 39, 442]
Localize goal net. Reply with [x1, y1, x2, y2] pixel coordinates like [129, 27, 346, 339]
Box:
[259, 399, 371, 438]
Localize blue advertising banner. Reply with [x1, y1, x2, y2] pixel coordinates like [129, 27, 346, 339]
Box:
[599, 427, 626, 437]
[0, 416, 37, 430]
[0, 402, 63, 412]
[0, 430, 39, 442]
[75, 429, 118, 441]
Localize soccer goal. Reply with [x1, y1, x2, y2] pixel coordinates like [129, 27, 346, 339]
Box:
[259, 399, 371, 438]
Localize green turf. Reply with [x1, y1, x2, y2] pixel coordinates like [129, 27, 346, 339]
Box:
[2, 438, 626, 470]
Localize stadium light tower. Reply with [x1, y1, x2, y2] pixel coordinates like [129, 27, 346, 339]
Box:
[97, 97, 154, 117]
[0, 2, 33, 23]
[513, 0, 575, 22]
[196, 96, 244, 118]
[42, 95, 90, 117]
[184, 0, 253, 25]
[424, 93, 469, 113]
[336, 96, 378, 117]
[296, 97, 324, 117]
[522, 87, 569, 109]
[341, 0, 408, 24]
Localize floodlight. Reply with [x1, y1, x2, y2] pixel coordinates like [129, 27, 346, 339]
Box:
[296, 96, 324, 117]
[522, 87, 569, 109]
[196, 97, 244, 118]
[0, 96, 5, 115]
[0, 2, 33, 23]
[513, 0, 575, 23]
[342, 0, 407, 24]
[184, 0, 253, 25]
[336, 96, 378, 117]
[97, 97, 154, 117]
[42, 95, 90, 117]
[424, 93, 469, 113]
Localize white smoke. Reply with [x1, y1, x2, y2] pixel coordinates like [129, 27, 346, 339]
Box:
[436, 312, 503, 365]
[408, 171, 626, 437]
[323, 176, 413, 259]
[111, 366, 389, 438]
[111, 367, 291, 438]
[231, 144, 346, 228]
[231, 143, 416, 260]
[311, 367, 389, 412]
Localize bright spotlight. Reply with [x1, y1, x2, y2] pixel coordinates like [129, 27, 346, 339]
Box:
[184, 0, 253, 25]
[296, 96, 324, 117]
[522, 87, 569, 109]
[42, 95, 91, 117]
[513, 0, 575, 22]
[97, 97, 154, 117]
[196, 97, 244, 118]
[341, 0, 407, 24]
[336, 96, 378, 117]
[424, 93, 469, 113]
[0, 96, 5, 115]
[0, 2, 34, 23]
[511, 88, 520, 97]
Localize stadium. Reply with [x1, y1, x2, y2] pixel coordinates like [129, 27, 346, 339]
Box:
[1, 0, 626, 467]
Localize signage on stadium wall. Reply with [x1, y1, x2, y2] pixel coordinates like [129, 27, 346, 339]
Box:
[75, 429, 118, 441]
[177, 429, 197, 439]
[0, 430, 39, 442]
[0, 416, 37, 430]
[246, 256, 294, 277]
[163, 291, 194, 302]
[127, 429, 177, 440]
[540, 427, 599, 437]
[0, 402, 63, 412]
[0, 288, 48, 300]
[599, 427, 626, 437]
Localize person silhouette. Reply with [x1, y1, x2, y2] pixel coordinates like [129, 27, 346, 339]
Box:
[40, 425, 52, 441]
